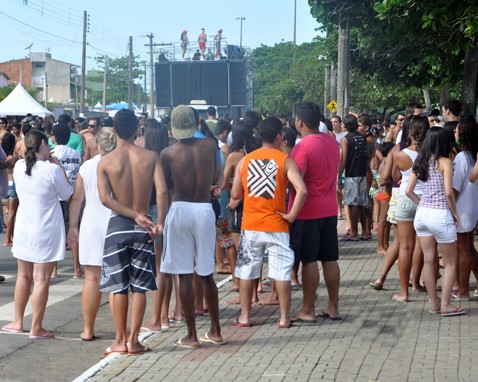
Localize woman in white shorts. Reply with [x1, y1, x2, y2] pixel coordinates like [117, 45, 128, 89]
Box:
[391, 116, 429, 302]
[406, 127, 463, 317]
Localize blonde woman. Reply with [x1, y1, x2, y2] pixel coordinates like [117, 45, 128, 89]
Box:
[67, 127, 117, 341]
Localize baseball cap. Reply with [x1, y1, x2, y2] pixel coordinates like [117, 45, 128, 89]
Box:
[171, 105, 196, 139]
[205, 120, 220, 137]
[100, 116, 113, 127]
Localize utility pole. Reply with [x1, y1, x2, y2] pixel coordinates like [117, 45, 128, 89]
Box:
[293, 0, 297, 64]
[102, 56, 107, 112]
[80, 10, 87, 116]
[128, 36, 133, 110]
[145, 33, 155, 118]
[236, 17, 246, 48]
[144, 39, 172, 117]
[44, 72, 48, 108]
[324, 66, 329, 118]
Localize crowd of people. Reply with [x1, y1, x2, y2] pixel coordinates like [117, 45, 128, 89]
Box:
[0, 98, 477, 355]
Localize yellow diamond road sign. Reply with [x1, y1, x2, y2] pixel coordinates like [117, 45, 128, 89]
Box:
[327, 100, 337, 113]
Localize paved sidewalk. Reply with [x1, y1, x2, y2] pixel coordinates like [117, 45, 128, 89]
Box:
[77, 221, 478, 382]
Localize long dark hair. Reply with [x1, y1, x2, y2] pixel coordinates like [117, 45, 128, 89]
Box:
[456, 116, 478, 165]
[408, 115, 429, 148]
[1, 132, 16, 156]
[230, 120, 254, 154]
[412, 127, 451, 181]
[144, 118, 168, 154]
[24, 130, 48, 176]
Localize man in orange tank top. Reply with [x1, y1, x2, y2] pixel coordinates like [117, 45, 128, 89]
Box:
[231, 116, 307, 328]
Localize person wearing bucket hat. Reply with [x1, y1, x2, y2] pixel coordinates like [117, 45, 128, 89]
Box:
[180, 29, 189, 60]
[215, 28, 223, 59]
[160, 105, 225, 349]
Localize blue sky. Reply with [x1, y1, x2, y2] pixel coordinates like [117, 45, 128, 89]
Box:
[1, 0, 321, 70]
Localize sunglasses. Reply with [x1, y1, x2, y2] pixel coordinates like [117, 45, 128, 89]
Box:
[397, 118, 405, 122]
[88, 124, 98, 128]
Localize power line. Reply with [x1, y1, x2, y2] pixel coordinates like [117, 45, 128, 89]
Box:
[0, 10, 80, 43]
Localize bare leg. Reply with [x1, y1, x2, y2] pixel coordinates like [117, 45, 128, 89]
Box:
[276, 280, 292, 326]
[3, 198, 18, 246]
[322, 261, 340, 317]
[456, 232, 472, 298]
[81, 265, 102, 340]
[128, 292, 147, 353]
[30, 261, 56, 337]
[348, 205, 359, 239]
[394, 220, 415, 302]
[377, 199, 390, 254]
[439, 241, 462, 313]
[237, 278, 254, 325]
[200, 274, 223, 342]
[419, 235, 440, 312]
[226, 244, 238, 289]
[364, 204, 373, 238]
[177, 273, 199, 347]
[411, 238, 424, 291]
[161, 274, 173, 327]
[359, 205, 368, 238]
[108, 293, 129, 352]
[171, 274, 183, 322]
[5, 259, 33, 332]
[193, 273, 204, 316]
[215, 239, 230, 273]
[337, 190, 343, 219]
[371, 224, 399, 289]
[293, 261, 318, 321]
[71, 242, 83, 278]
[373, 196, 380, 231]
[231, 232, 241, 289]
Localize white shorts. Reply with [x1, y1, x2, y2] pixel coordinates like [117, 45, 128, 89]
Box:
[160, 202, 215, 276]
[414, 206, 457, 244]
[235, 230, 293, 281]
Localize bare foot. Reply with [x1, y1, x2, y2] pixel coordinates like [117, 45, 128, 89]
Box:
[128, 342, 151, 355]
[392, 293, 408, 302]
[377, 247, 387, 256]
[3, 242, 13, 247]
[253, 296, 279, 306]
[225, 296, 241, 305]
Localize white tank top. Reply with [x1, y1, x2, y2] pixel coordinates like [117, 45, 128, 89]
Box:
[399, 148, 422, 195]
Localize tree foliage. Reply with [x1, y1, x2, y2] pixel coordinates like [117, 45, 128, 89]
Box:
[90, 55, 146, 105]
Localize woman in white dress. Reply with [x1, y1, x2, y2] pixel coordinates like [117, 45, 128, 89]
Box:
[67, 127, 116, 341]
[2, 130, 73, 339]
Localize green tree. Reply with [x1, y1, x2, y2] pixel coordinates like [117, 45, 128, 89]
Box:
[90, 55, 146, 105]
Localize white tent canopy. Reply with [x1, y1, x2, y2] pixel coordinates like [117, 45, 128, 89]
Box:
[0, 83, 52, 117]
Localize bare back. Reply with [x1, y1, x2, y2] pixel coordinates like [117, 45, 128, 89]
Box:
[161, 137, 218, 203]
[98, 142, 159, 215]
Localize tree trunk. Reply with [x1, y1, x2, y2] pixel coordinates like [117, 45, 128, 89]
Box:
[461, 44, 478, 117]
[330, 63, 337, 113]
[337, 23, 349, 118]
[439, 83, 449, 107]
[422, 88, 431, 111]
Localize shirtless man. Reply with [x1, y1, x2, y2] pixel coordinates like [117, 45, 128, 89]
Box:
[160, 105, 225, 348]
[198, 28, 207, 60]
[82, 117, 100, 161]
[97, 109, 167, 356]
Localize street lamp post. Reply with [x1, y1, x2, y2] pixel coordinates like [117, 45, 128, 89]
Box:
[236, 17, 246, 48]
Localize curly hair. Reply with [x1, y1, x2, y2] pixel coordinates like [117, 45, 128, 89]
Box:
[456, 116, 478, 165]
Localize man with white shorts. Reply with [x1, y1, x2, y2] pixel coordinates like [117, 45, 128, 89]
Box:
[160, 105, 225, 348]
[231, 116, 307, 328]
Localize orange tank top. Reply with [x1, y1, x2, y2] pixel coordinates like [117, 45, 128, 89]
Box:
[240, 148, 288, 232]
